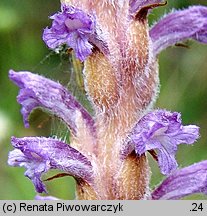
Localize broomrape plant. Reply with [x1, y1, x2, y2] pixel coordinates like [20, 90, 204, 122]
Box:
[8, 0, 207, 200]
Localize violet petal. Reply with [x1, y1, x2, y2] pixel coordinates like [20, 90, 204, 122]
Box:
[9, 70, 95, 136]
[151, 161, 207, 200]
[150, 6, 207, 56]
[129, 110, 199, 175]
[8, 136, 93, 193]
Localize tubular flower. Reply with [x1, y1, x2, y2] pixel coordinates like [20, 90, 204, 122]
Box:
[8, 0, 207, 200]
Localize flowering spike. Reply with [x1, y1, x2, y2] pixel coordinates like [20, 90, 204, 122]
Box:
[8, 1, 207, 200]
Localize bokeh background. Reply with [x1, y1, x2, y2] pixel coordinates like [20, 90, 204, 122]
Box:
[0, 0, 207, 200]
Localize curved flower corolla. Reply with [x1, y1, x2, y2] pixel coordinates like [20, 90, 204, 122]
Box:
[150, 6, 207, 56]
[9, 70, 95, 137]
[151, 161, 207, 200]
[8, 1, 207, 200]
[8, 136, 93, 193]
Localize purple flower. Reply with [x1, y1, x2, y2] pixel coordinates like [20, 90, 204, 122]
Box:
[8, 136, 93, 193]
[128, 110, 199, 175]
[43, 5, 107, 61]
[151, 161, 207, 200]
[9, 70, 96, 137]
[150, 6, 207, 56]
[8, 1, 207, 200]
[43, 5, 94, 61]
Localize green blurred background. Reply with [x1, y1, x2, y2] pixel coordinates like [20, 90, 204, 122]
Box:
[0, 0, 207, 200]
